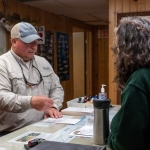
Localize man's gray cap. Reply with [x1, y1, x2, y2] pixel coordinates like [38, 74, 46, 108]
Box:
[11, 22, 41, 43]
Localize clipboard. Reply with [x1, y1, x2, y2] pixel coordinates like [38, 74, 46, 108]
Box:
[24, 140, 106, 150]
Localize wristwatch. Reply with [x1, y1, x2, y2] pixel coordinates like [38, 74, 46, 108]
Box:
[51, 106, 57, 109]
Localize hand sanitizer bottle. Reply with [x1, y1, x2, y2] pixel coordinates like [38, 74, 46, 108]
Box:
[98, 84, 107, 100]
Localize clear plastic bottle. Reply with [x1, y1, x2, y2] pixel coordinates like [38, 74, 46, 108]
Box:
[98, 84, 107, 100]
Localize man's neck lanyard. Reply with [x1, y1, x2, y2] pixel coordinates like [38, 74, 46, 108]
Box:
[11, 52, 43, 86]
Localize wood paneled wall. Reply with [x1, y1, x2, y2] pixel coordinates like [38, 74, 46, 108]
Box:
[109, 0, 150, 104]
[98, 38, 108, 96]
[92, 26, 99, 96]
[92, 26, 109, 98]
[0, 0, 93, 109]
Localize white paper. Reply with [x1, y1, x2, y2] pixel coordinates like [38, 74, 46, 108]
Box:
[62, 107, 93, 113]
[70, 126, 93, 137]
[8, 131, 51, 144]
[42, 118, 80, 125]
[0, 148, 7, 150]
[32, 122, 55, 127]
[32, 115, 74, 127]
[45, 116, 86, 143]
[70, 116, 94, 137]
[85, 115, 94, 126]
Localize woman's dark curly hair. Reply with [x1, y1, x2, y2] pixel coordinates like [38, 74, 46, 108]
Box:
[113, 16, 150, 90]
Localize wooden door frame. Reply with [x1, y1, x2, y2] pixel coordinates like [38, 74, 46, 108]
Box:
[73, 27, 92, 97]
[85, 31, 92, 96]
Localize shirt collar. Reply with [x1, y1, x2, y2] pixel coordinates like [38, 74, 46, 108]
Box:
[10, 49, 35, 65]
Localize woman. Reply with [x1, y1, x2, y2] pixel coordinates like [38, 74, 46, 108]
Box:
[108, 16, 150, 150]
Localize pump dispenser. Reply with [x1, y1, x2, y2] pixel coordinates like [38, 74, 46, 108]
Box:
[98, 84, 107, 100]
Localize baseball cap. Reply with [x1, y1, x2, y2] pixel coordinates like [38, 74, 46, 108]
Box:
[11, 22, 41, 43]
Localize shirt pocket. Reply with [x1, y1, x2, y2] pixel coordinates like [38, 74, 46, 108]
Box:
[9, 72, 26, 95]
[41, 71, 53, 95]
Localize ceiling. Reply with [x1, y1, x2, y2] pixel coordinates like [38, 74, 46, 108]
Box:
[17, 0, 109, 26]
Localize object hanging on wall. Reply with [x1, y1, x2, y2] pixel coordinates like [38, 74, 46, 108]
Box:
[57, 32, 69, 81]
[0, 1, 39, 31]
[98, 29, 108, 38]
[0, 17, 13, 31]
[38, 31, 54, 68]
[35, 26, 45, 44]
[0, 12, 40, 31]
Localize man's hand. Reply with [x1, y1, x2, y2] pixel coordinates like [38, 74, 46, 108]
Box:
[44, 108, 62, 118]
[30, 96, 54, 111]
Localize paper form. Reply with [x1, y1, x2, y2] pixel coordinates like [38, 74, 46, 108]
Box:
[70, 115, 94, 137]
[32, 115, 73, 127]
[8, 131, 51, 144]
[42, 118, 81, 124]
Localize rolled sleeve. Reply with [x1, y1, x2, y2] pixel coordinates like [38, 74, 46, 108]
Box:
[0, 56, 32, 113]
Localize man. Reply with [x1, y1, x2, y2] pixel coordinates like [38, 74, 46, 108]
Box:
[0, 22, 64, 136]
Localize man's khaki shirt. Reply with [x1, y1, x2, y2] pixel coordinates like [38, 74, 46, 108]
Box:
[0, 50, 64, 131]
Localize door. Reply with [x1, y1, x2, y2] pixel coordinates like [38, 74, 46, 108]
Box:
[73, 32, 85, 98]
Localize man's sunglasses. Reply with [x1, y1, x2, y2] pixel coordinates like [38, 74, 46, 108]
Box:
[18, 63, 43, 86]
